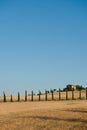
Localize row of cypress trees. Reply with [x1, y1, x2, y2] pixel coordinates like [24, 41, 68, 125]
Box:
[2, 89, 87, 102]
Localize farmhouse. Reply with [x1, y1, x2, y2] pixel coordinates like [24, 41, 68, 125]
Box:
[71, 85, 76, 91]
[65, 84, 76, 91]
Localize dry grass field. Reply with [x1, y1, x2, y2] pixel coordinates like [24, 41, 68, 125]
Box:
[0, 100, 87, 130]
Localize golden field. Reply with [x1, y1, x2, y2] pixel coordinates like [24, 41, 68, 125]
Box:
[0, 101, 87, 129]
[0, 91, 87, 130]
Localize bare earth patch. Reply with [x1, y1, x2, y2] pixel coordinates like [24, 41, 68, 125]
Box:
[0, 100, 87, 130]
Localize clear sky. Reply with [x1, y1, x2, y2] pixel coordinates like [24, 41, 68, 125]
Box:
[0, 0, 87, 95]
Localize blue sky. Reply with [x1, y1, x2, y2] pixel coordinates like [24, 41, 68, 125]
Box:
[0, 0, 87, 95]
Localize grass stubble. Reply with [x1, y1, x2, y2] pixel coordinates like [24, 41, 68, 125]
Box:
[0, 93, 87, 130]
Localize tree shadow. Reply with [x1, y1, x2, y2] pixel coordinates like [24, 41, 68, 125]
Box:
[63, 109, 87, 113]
[16, 115, 87, 124]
